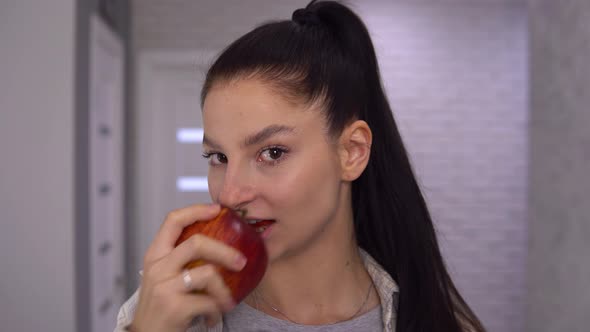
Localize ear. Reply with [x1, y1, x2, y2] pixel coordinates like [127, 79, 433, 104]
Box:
[338, 120, 372, 182]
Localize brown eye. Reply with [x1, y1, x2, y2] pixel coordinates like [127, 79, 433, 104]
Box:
[216, 154, 228, 164]
[259, 147, 287, 163]
[268, 148, 283, 160]
[202, 152, 228, 166]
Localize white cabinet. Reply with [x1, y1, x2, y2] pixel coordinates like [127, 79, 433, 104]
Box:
[89, 14, 124, 332]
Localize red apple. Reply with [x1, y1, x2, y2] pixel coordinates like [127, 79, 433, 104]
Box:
[174, 207, 268, 303]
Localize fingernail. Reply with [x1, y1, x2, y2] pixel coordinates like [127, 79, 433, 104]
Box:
[235, 255, 247, 269]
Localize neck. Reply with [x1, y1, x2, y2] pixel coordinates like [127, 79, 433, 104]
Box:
[245, 202, 376, 324]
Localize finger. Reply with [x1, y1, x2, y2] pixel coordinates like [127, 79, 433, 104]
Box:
[175, 265, 235, 311]
[170, 293, 223, 329]
[149, 234, 246, 280]
[195, 298, 222, 328]
[146, 204, 221, 264]
[205, 312, 223, 328]
[181, 286, 227, 328]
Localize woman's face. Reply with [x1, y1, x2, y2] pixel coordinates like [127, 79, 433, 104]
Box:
[202, 78, 346, 263]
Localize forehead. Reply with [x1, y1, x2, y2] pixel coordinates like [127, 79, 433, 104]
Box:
[202, 78, 324, 136]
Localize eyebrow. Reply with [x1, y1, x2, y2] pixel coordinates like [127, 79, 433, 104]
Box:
[202, 124, 295, 150]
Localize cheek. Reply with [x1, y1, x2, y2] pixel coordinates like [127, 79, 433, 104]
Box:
[207, 168, 224, 202]
[263, 150, 342, 220]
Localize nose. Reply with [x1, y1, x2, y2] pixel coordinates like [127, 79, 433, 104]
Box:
[215, 165, 256, 210]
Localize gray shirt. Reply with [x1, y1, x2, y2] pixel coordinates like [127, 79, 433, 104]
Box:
[222, 302, 382, 332]
[116, 249, 399, 332]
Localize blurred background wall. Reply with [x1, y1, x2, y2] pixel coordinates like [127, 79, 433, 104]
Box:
[0, 0, 130, 331]
[0, 1, 588, 331]
[527, 0, 590, 331]
[0, 1, 77, 331]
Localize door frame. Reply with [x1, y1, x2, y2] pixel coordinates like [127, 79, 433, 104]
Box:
[133, 49, 217, 287]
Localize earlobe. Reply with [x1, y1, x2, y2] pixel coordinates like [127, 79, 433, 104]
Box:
[339, 120, 372, 181]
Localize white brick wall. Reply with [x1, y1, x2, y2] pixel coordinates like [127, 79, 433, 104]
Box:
[133, 1, 528, 331]
[361, 3, 528, 332]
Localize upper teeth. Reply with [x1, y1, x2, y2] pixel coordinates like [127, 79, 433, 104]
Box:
[247, 219, 261, 224]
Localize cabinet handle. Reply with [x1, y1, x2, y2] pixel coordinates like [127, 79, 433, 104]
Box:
[99, 241, 112, 256]
[99, 124, 111, 137]
[99, 183, 111, 195]
[99, 298, 112, 315]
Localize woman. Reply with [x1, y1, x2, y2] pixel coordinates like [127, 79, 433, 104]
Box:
[117, 1, 486, 331]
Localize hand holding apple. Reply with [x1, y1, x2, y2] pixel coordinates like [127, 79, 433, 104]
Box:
[175, 207, 269, 303]
[132, 204, 243, 331]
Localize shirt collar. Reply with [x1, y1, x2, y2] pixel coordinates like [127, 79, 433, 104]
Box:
[359, 247, 399, 332]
